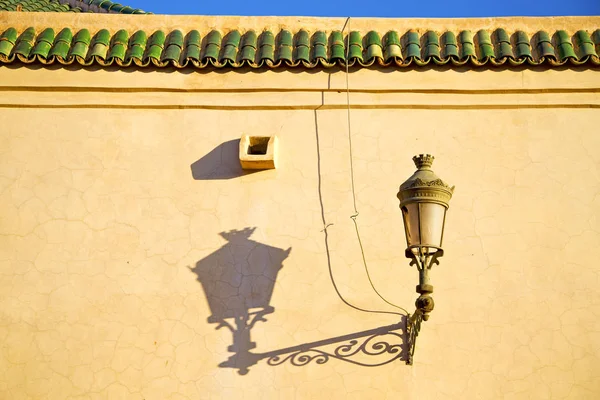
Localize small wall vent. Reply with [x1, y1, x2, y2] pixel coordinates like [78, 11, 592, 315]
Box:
[239, 135, 278, 170]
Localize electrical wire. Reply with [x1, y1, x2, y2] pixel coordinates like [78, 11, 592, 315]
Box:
[341, 17, 408, 315]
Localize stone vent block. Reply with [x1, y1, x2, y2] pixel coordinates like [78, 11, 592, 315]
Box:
[239, 134, 278, 170]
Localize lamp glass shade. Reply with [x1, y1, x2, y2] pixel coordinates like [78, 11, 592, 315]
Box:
[401, 202, 447, 255]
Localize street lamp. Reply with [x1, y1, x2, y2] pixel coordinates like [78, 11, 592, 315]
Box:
[397, 154, 454, 322]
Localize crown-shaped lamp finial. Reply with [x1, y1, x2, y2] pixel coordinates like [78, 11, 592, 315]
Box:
[412, 154, 435, 170]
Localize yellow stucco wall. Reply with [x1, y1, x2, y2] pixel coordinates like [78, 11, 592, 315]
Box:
[1, 13, 600, 400]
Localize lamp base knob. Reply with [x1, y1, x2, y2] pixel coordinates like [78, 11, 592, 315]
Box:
[415, 294, 435, 321]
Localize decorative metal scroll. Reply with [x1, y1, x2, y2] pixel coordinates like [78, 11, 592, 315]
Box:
[266, 329, 405, 367]
[406, 310, 423, 365]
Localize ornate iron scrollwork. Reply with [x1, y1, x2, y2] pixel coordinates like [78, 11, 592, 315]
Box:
[406, 310, 423, 365]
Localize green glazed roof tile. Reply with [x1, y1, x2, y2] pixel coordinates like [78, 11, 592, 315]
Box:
[294, 30, 310, 64]
[494, 29, 514, 60]
[383, 31, 402, 62]
[89, 28, 110, 61]
[0, 28, 18, 57]
[514, 31, 532, 60]
[93, 28, 111, 46]
[347, 31, 363, 62]
[494, 28, 510, 44]
[593, 29, 600, 45]
[108, 29, 128, 61]
[476, 30, 494, 60]
[311, 30, 327, 61]
[183, 30, 201, 65]
[328, 30, 344, 62]
[145, 30, 165, 64]
[162, 29, 183, 64]
[276, 30, 293, 63]
[423, 31, 440, 60]
[575, 30, 597, 58]
[536, 31, 556, 59]
[13, 27, 36, 58]
[203, 30, 221, 62]
[126, 30, 147, 62]
[129, 29, 147, 47]
[167, 29, 184, 49]
[30, 27, 53, 58]
[404, 30, 421, 60]
[48, 28, 72, 59]
[365, 31, 383, 63]
[555, 30, 576, 60]
[0, 0, 150, 13]
[459, 30, 476, 59]
[240, 30, 257, 64]
[441, 32, 458, 59]
[70, 28, 90, 59]
[259, 30, 275, 64]
[221, 30, 240, 64]
[0, 26, 598, 70]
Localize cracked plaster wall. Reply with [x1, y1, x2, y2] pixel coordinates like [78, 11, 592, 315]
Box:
[0, 66, 599, 399]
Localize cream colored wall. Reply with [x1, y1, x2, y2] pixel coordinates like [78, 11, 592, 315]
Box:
[1, 60, 600, 399]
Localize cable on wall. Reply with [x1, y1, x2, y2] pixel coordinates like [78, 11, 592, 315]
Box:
[341, 17, 408, 316]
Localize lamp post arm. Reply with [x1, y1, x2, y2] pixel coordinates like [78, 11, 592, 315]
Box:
[406, 309, 423, 365]
[405, 247, 444, 364]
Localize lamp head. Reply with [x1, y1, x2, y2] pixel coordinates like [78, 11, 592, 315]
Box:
[397, 154, 454, 256]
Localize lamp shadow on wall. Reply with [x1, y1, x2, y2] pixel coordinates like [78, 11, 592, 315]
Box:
[189, 227, 408, 375]
[190, 139, 260, 180]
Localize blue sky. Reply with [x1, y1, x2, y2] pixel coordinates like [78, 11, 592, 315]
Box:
[125, 0, 600, 17]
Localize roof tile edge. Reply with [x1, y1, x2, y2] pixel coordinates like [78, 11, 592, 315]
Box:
[0, 14, 598, 70]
